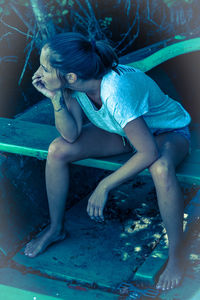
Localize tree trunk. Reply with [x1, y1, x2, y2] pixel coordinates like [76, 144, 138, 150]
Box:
[29, 0, 56, 45]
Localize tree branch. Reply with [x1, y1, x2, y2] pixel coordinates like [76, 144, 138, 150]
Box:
[0, 56, 17, 63]
[30, 0, 56, 42]
[115, 0, 140, 51]
[0, 32, 13, 42]
[0, 18, 33, 38]
[18, 27, 38, 85]
[74, 0, 106, 40]
[75, 0, 90, 19]
[9, 2, 35, 33]
[117, 13, 140, 56]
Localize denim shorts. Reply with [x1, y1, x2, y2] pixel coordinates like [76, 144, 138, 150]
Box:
[153, 125, 191, 144]
[122, 125, 191, 151]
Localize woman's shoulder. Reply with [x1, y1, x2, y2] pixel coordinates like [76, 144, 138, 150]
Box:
[115, 64, 142, 75]
[102, 64, 146, 94]
[104, 65, 145, 84]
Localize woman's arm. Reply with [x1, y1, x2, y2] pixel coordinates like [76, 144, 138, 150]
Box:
[87, 117, 160, 220]
[32, 74, 82, 143]
[102, 116, 160, 190]
[52, 90, 82, 143]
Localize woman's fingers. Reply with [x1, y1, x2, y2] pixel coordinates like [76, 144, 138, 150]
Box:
[99, 208, 104, 221]
[32, 80, 45, 92]
[31, 72, 56, 99]
[32, 74, 41, 81]
[87, 203, 95, 220]
[32, 81, 54, 99]
[94, 207, 99, 217]
[87, 201, 92, 216]
[94, 207, 103, 222]
[87, 202, 104, 222]
[32, 76, 43, 86]
[32, 79, 41, 86]
[87, 185, 108, 222]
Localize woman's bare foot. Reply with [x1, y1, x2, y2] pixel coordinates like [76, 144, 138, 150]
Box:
[156, 258, 184, 291]
[24, 227, 67, 258]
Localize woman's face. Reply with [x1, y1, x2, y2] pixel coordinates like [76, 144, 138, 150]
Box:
[34, 46, 62, 91]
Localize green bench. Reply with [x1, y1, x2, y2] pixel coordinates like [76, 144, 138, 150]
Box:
[0, 36, 200, 185]
[0, 117, 199, 184]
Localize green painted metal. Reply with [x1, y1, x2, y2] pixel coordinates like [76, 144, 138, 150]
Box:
[128, 37, 200, 72]
[0, 142, 48, 160]
[174, 35, 186, 40]
[0, 268, 120, 300]
[133, 236, 168, 285]
[0, 283, 63, 300]
[0, 117, 59, 160]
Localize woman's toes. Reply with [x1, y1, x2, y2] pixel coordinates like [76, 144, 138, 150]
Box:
[24, 248, 31, 256]
[162, 279, 169, 291]
[24, 243, 29, 250]
[27, 251, 36, 258]
[156, 278, 164, 290]
[156, 274, 182, 291]
[156, 276, 170, 291]
[26, 247, 39, 258]
[171, 279, 177, 289]
[25, 242, 33, 251]
[24, 243, 32, 252]
[24, 242, 39, 257]
[24, 247, 28, 253]
[166, 280, 172, 290]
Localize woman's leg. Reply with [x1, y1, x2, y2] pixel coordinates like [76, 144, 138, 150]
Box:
[24, 123, 132, 257]
[149, 132, 190, 291]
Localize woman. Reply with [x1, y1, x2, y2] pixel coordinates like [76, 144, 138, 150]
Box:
[24, 32, 191, 291]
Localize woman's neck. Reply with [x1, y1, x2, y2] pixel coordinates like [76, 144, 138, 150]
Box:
[84, 79, 102, 108]
[83, 79, 101, 96]
[67, 78, 101, 94]
[65, 78, 103, 107]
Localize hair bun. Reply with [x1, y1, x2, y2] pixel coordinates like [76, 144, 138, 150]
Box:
[45, 32, 118, 80]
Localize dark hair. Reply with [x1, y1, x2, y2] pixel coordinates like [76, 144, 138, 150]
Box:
[44, 32, 118, 81]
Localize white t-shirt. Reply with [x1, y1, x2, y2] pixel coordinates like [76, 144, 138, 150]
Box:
[73, 65, 191, 137]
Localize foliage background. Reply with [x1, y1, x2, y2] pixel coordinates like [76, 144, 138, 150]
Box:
[0, 0, 200, 117]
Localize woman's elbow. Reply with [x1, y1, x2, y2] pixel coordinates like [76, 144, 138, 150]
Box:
[56, 126, 80, 144]
[66, 127, 82, 143]
[61, 133, 79, 144]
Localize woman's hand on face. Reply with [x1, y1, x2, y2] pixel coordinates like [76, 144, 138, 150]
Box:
[32, 74, 56, 99]
[87, 182, 109, 222]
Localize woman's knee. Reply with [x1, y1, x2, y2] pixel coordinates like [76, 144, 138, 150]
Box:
[47, 136, 79, 162]
[149, 157, 174, 183]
